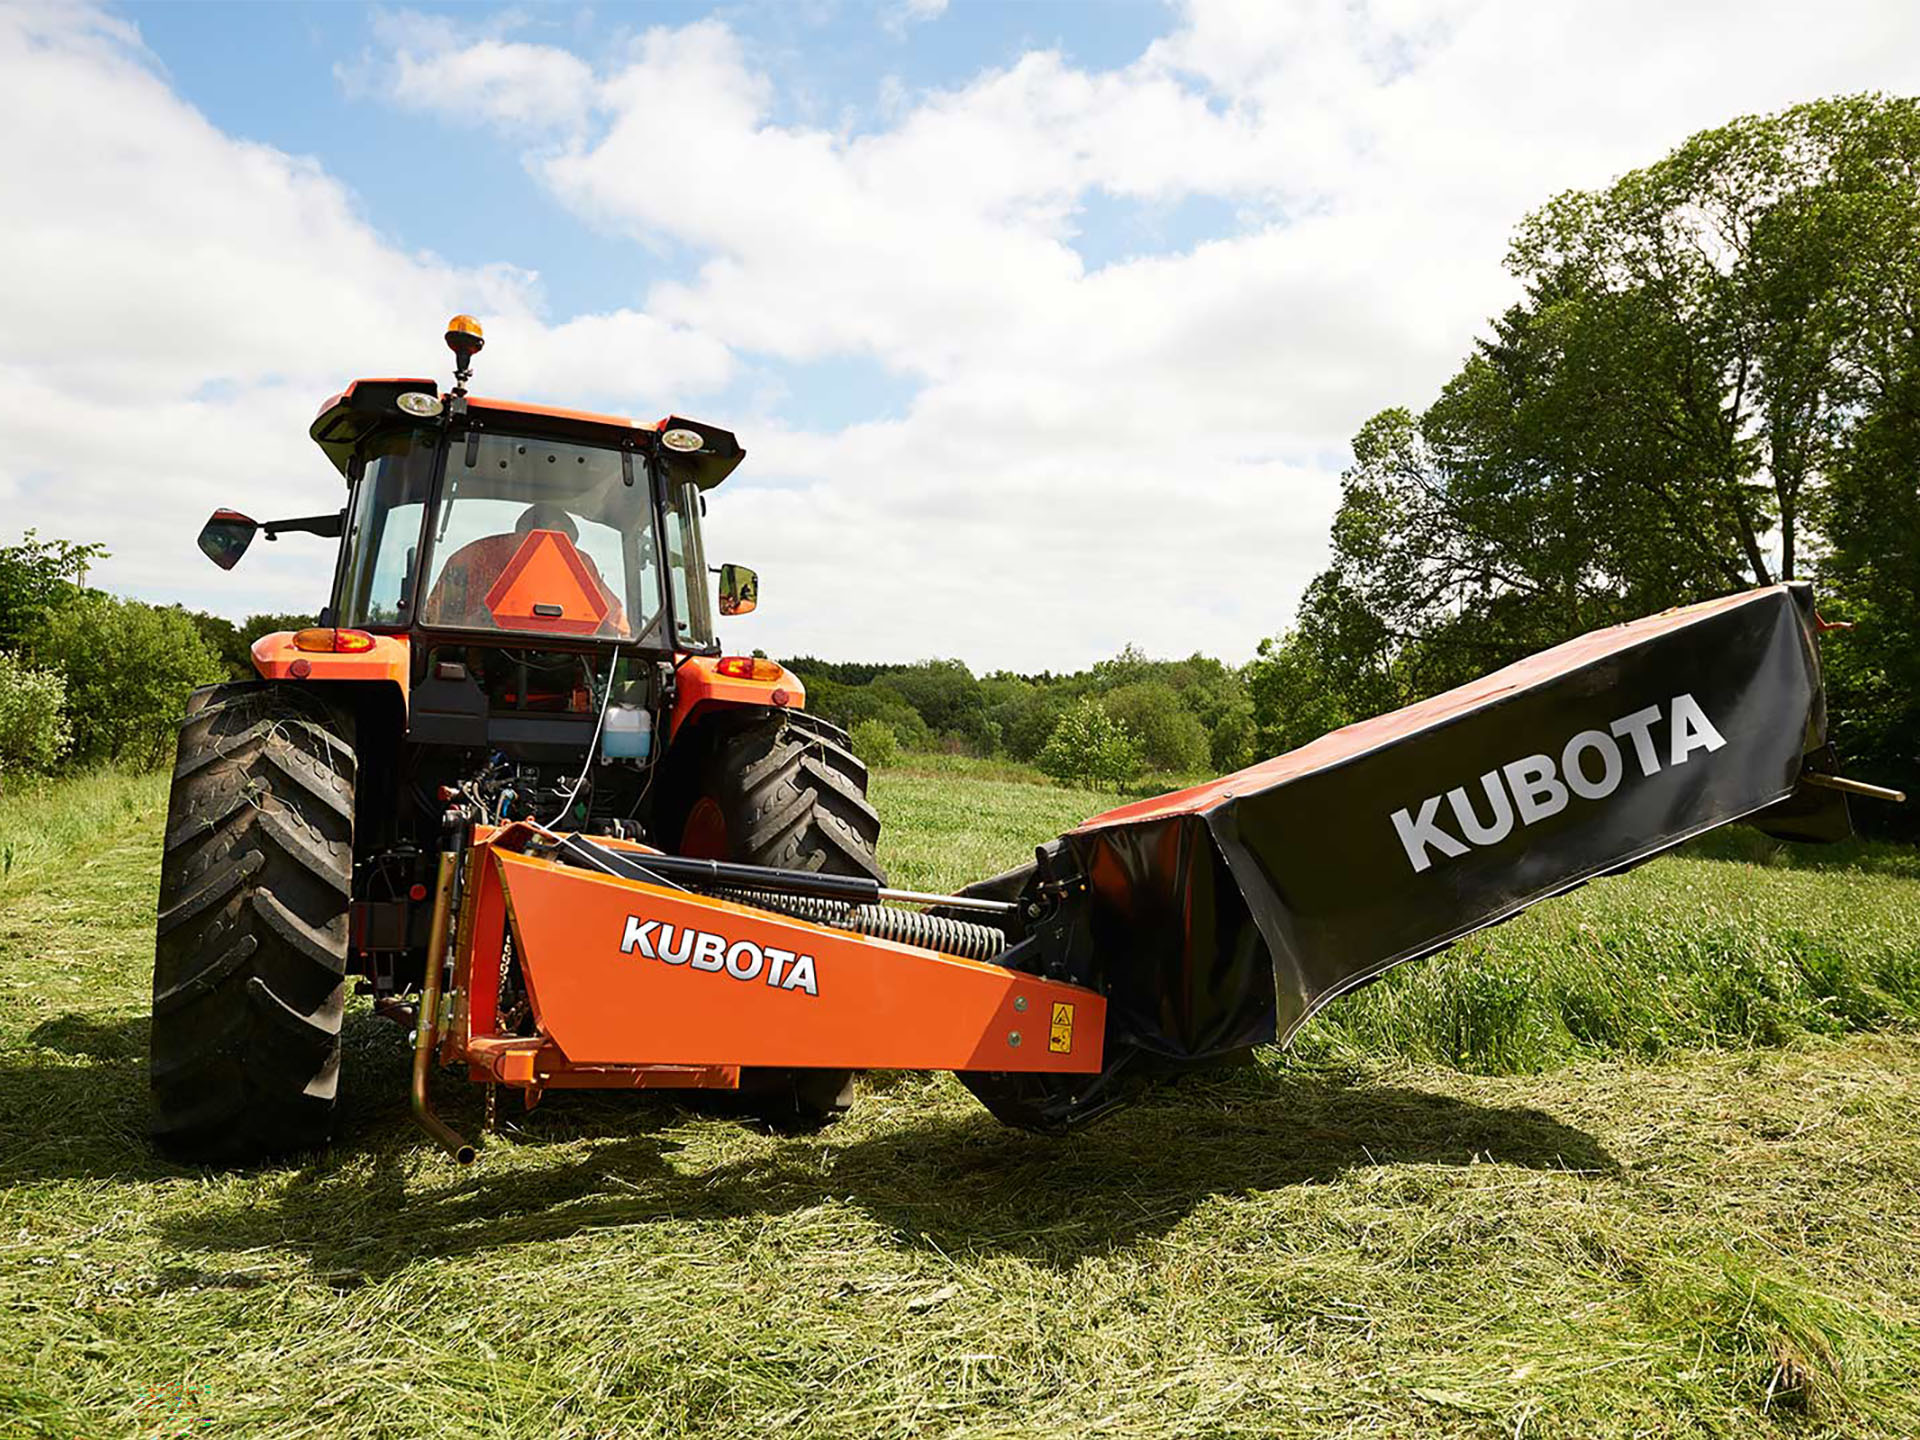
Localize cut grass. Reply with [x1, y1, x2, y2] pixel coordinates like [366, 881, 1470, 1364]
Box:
[1, 769, 1918, 1437]
[1299, 835, 1920, 1074]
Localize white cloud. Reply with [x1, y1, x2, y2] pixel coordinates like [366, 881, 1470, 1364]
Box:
[6, 1, 1920, 670]
[346, 9, 597, 133]
[883, 0, 949, 39]
[0, 6, 733, 618]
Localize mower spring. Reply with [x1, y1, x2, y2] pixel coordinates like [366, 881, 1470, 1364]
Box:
[721, 889, 1007, 962]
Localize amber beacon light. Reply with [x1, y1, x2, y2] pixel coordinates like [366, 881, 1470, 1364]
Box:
[445, 314, 484, 395]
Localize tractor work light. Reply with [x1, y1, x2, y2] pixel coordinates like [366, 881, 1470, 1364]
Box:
[292, 627, 377, 654]
[716, 656, 784, 682]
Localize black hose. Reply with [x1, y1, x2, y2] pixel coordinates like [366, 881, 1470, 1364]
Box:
[553, 836, 1007, 961]
[561, 837, 881, 905]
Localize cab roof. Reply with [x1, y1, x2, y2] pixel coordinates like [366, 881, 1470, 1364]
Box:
[309, 379, 745, 489]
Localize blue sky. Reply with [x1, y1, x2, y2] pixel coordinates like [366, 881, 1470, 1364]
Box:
[132, 2, 1184, 320]
[4, 2, 1918, 668]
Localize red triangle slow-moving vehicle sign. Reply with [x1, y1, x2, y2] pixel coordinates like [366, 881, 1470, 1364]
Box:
[483, 529, 611, 635]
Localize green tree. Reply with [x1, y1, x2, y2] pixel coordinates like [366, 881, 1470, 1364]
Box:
[1822, 342, 1920, 833]
[1037, 698, 1141, 790]
[1245, 626, 1355, 760]
[25, 594, 226, 767]
[985, 678, 1070, 762]
[874, 659, 993, 751]
[1297, 95, 1920, 759]
[1100, 681, 1210, 774]
[1087, 646, 1255, 771]
[805, 676, 933, 750]
[0, 531, 106, 647]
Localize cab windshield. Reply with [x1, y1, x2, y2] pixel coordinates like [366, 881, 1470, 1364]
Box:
[339, 429, 713, 648]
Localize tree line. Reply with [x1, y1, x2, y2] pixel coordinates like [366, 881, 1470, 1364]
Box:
[789, 650, 1261, 788]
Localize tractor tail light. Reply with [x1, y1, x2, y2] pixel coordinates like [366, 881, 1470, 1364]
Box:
[716, 656, 784, 682]
[292, 628, 377, 654]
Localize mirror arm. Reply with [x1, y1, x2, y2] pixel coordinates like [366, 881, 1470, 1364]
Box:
[261, 511, 346, 541]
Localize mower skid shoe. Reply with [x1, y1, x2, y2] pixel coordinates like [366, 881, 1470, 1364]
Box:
[979, 584, 1846, 1130]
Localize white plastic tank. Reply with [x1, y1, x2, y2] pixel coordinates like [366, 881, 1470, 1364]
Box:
[601, 704, 653, 762]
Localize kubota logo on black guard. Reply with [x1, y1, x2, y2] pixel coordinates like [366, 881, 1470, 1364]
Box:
[1391, 692, 1728, 874]
[619, 915, 819, 996]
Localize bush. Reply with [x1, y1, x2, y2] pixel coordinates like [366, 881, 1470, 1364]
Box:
[26, 594, 226, 768]
[1037, 698, 1141, 790]
[1100, 681, 1211, 774]
[988, 683, 1069, 762]
[849, 718, 900, 769]
[805, 676, 935, 750]
[0, 651, 70, 782]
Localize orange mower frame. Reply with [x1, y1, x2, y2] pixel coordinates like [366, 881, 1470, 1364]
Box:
[411, 822, 1105, 1159]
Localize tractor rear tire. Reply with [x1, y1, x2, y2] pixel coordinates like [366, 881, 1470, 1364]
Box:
[678, 710, 883, 1127]
[149, 682, 356, 1164]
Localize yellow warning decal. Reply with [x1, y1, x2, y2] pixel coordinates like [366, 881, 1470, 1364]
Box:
[1049, 1001, 1074, 1054]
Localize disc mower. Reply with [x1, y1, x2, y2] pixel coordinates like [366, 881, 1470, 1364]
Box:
[151, 316, 1900, 1164]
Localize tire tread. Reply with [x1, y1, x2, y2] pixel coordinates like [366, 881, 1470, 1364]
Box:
[149, 682, 355, 1164]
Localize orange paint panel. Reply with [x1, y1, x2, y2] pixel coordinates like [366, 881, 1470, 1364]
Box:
[250, 631, 410, 705]
[455, 843, 514, 1047]
[492, 849, 1103, 1074]
[671, 655, 808, 737]
[467, 395, 638, 429]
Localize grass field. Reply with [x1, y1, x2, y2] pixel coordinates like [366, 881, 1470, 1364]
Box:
[2, 766, 1918, 1438]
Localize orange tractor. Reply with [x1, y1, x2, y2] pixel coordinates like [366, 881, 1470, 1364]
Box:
[152, 317, 1895, 1164]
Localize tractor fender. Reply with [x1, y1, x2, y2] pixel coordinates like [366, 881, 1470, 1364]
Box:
[670, 655, 804, 740]
[251, 631, 411, 711]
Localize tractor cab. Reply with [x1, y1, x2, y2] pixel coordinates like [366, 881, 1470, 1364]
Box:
[189, 317, 790, 840]
[234, 316, 751, 657]
[330, 411, 708, 651]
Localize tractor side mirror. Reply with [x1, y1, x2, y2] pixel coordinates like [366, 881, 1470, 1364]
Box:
[198, 509, 259, 570]
[717, 563, 758, 617]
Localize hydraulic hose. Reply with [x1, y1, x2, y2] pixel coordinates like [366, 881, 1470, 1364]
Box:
[550, 834, 1011, 961]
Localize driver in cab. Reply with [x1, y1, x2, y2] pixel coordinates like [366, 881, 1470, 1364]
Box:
[423, 503, 627, 635]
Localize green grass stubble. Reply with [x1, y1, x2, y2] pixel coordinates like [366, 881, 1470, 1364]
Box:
[0, 770, 1916, 1437]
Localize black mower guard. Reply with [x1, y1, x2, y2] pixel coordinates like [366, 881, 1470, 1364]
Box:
[962, 584, 1854, 1130]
